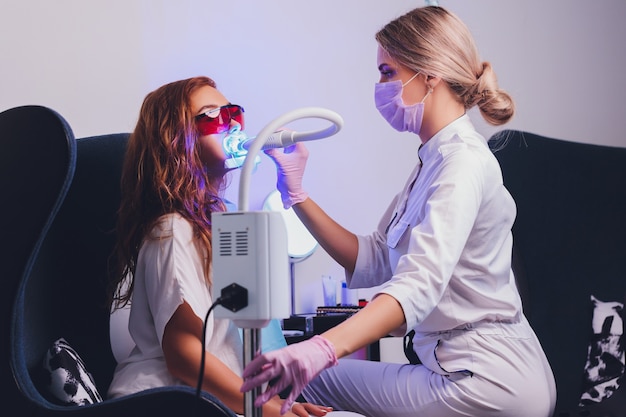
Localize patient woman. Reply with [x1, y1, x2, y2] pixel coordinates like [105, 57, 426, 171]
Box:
[106, 76, 331, 417]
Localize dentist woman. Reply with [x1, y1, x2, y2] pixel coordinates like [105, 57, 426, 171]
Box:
[241, 6, 557, 417]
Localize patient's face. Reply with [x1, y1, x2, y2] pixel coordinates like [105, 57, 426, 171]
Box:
[190, 85, 232, 171]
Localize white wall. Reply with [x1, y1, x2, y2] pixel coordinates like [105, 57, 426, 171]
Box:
[2, 0, 625, 315]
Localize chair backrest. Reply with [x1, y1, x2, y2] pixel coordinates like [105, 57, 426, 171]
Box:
[11, 132, 237, 417]
[11, 133, 129, 402]
[0, 105, 76, 405]
[490, 130, 626, 413]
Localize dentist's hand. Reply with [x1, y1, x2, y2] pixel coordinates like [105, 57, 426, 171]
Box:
[240, 335, 338, 415]
[264, 142, 309, 209]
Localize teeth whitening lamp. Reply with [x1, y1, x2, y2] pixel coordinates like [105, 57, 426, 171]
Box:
[221, 111, 344, 170]
[211, 107, 343, 416]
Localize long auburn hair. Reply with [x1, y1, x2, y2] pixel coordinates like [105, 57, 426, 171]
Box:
[109, 76, 227, 310]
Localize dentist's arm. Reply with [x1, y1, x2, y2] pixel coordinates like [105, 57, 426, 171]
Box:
[264, 143, 358, 273]
[322, 293, 404, 357]
[292, 198, 357, 274]
[241, 294, 405, 414]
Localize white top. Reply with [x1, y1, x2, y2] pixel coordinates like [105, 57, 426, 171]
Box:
[108, 213, 243, 398]
[348, 115, 523, 336]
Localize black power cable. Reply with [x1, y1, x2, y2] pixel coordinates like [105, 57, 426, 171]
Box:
[194, 283, 249, 414]
[195, 297, 223, 399]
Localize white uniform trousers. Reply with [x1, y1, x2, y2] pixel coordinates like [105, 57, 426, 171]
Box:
[303, 320, 556, 417]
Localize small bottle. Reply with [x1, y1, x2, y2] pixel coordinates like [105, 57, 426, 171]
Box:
[340, 281, 351, 306]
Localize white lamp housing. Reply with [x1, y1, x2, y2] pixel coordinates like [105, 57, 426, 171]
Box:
[212, 210, 290, 328]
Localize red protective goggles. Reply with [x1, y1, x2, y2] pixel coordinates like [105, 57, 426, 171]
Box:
[195, 104, 245, 135]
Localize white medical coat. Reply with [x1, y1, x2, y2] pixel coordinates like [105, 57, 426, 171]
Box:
[349, 115, 523, 336]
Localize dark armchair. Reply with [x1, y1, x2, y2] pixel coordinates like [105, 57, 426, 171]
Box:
[1, 105, 76, 410]
[8, 121, 236, 416]
[490, 130, 626, 417]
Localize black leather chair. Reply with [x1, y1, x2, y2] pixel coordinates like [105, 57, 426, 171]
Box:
[490, 130, 626, 417]
[10, 131, 236, 416]
[0, 105, 76, 410]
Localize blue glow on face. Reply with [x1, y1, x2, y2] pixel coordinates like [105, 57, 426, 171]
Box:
[223, 125, 249, 158]
[222, 125, 260, 169]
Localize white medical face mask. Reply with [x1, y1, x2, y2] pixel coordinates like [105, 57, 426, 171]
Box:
[374, 73, 432, 135]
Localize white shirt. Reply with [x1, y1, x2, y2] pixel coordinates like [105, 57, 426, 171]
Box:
[108, 213, 243, 398]
[348, 115, 523, 336]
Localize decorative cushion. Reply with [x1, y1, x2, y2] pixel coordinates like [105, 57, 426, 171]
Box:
[42, 338, 103, 406]
[579, 295, 625, 405]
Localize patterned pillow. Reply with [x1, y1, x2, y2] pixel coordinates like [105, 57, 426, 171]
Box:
[41, 338, 103, 405]
[579, 295, 625, 405]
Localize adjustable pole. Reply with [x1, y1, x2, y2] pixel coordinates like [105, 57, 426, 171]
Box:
[243, 328, 262, 417]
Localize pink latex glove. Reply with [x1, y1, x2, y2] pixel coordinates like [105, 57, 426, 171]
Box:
[264, 142, 309, 209]
[240, 335, 338, 415]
